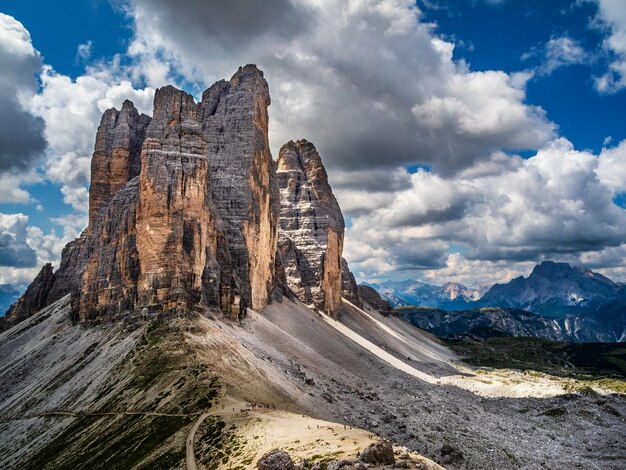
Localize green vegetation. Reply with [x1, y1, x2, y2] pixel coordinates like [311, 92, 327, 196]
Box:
[23, 318, 223, 469]
[196, 417, 247, 470]
[445, 336, 626, 378]
[445, 336, 626, 393]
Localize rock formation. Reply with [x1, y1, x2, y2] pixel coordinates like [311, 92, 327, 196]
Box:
[202, 65, 279, 311]
[88, 100, 150, 229]
[358, 285, 393, 315]
[276, 140, 345, 313]
[6, 65, 280, 326]
[341, 258, 363, 308]
[5, 263, 55, 324]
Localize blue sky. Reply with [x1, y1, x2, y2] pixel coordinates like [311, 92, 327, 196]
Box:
[420, 0, 625, 154]
[1, 0, 625, 289]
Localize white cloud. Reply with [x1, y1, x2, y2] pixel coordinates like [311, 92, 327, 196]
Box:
[0, 211, 82, 287]
[593, 0, 626, 92]
[0, 213, 37, 268]
[597, 139, 626, 193]
[345, 137, 626, 283]
[76, 40, 93, 62]
[542, 36, 588, 74]
[0, 170, 41, 204]
[125, 0, 555, 175]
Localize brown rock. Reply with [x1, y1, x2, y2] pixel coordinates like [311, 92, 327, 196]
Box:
[88, 100, 150, 229]
[257, 449, 295, 470]
[359, 440, 395, 465]
[9, 65, 278, 324]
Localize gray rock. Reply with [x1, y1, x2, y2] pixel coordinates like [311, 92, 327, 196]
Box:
[257, 449, 296, 470]
[277, 140, 345, 313]
[359, 441, 395, 465]
[358, 285, 393, 315]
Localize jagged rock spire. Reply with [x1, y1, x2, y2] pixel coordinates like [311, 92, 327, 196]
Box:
[276, 139, 346, 313]
[6, 65, 280, 325]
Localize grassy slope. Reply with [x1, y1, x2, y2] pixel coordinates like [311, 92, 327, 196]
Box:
[19, 320, 223, 470]
[445, 336, 626, 392]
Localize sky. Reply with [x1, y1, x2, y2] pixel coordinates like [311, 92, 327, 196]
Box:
[0, 0, 625, 289]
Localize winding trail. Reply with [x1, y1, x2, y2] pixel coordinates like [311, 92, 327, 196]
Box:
[186, 411, 210, 470]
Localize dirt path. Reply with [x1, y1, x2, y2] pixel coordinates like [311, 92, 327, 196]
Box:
[0, 410, 194, 423]
[186, 411, 210, 470]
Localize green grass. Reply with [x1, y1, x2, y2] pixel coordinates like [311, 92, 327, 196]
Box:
[445, 336, 626, 393]
[22, 318, 223, 469]
[445, 336, 626, 378]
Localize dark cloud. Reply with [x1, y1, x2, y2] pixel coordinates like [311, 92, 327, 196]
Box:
[0, 14, 46, 173]
[0, 104, 46, 172]
[0, 239, 37, 267]
[0, 214, 37, 268]
[133, 0, 311, 48]
[128, 1, 554, 175]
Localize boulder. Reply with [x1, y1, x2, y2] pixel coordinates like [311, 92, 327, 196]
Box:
[257, 449, 296, 470]
[359, 440, 395, 465]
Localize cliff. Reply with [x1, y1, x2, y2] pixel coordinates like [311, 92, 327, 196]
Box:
[276, 140, 345, 313]
[6, 65, 279, 325]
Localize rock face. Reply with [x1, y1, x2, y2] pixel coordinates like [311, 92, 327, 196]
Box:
[358, 285, 392, 315]
[341, 258, 363, 308]
[7, 65, 281, 325]
[5, 264, 55, 324]
[202, 66, 279, 311]
[276, 140, 345, 313]
[88, 100, 150, 229]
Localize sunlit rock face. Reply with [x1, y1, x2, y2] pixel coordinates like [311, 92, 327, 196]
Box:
[202, 65, 279, 312]
[276, 140, 345, 313]
[88, 100, 151, 231]
[7, 65, 280, 325]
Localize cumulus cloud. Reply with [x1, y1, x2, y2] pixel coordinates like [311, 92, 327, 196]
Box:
[2, 3, 623, 288]
[0, 213, 37, 268]
[0, 13, 46, 174]
[593, 0, 626, 92]
[345, 138, 626, 283]
[29, 65, 154, 211]
[124, 0, 555, 176]
[0, 211, 83, 287]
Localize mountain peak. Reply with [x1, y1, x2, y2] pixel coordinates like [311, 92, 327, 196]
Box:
[480, 261, 625, 317]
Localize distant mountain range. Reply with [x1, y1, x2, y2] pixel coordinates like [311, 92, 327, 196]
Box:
[367, 261, 626, 342]
[396, 306, 626, 343]
[363, 279, 488, 310]
[477, 261, 626, 318]
[0, 284, 20, 316]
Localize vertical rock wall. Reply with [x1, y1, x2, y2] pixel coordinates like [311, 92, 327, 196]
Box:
[6, 65, 359, 326]
[88, 100, 150, 229]
[276, 140, 345, 313]
[202, 65, 279, 311]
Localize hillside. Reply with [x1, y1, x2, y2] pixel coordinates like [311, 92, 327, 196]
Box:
[1, 295, 626, 469]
